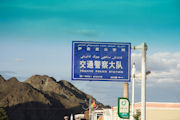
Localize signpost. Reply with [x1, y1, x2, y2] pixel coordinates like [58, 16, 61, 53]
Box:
[72, 41, 148, 120]
[118, 97, 130, 119]
[72, 41, 131, 82]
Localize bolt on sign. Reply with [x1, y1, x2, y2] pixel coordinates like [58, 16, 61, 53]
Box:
[72, 41, 131, 82]
[118, 98, 130, 119]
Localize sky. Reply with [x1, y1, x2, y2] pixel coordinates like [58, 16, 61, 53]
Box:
[0, 0, 180, 106]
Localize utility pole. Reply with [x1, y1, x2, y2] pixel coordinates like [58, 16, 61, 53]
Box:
[141, 43, 147, 120]
[132, 43, 148, 120]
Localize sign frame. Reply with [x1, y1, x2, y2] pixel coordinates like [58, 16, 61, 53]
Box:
[118, 97, 130, 119]
[72, 41, 131, 82]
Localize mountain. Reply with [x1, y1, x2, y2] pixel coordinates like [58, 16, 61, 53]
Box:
[0, 75, 103, 120]
[25, 75, 93, 109]
[0, 76, 50, 107]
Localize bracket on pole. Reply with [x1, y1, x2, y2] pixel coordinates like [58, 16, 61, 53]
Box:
[132, 43, 148, 51]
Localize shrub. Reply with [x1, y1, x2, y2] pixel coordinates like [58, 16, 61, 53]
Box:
[0, 108, 9, 120]
[133, 109, 141, 120]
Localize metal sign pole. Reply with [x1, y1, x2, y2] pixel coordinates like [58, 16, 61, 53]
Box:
[141, 43, 147, 120]
[132, 43, 148, 120]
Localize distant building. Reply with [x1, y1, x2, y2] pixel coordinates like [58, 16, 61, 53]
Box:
[75, 102, 180, 120]
[134, 102, 180, 120]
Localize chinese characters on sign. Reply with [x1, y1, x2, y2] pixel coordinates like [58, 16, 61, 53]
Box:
[72, 41, 131, 82]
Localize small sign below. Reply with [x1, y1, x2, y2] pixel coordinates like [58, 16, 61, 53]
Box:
[118, 97, 130, 119]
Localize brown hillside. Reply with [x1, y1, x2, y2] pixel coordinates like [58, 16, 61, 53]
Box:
[0, 75, 104, 120]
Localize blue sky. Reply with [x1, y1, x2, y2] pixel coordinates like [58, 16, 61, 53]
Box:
[0, 0, 180, 106]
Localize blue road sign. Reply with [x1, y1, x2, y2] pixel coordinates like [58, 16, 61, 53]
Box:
[72, 41, 131, 82]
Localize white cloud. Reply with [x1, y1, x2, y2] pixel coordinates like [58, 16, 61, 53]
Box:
[177, 63, 180, 69]
[132, 52, 180, 84]
[0, 70, 16, 75]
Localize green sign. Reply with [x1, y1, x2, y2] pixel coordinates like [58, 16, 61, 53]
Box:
[118, 97, 130, 119]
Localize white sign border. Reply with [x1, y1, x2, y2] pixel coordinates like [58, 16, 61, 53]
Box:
[72, 41, 131, 82]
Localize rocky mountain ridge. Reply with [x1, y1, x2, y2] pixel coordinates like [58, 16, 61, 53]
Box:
[0, 75, 103, 120]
